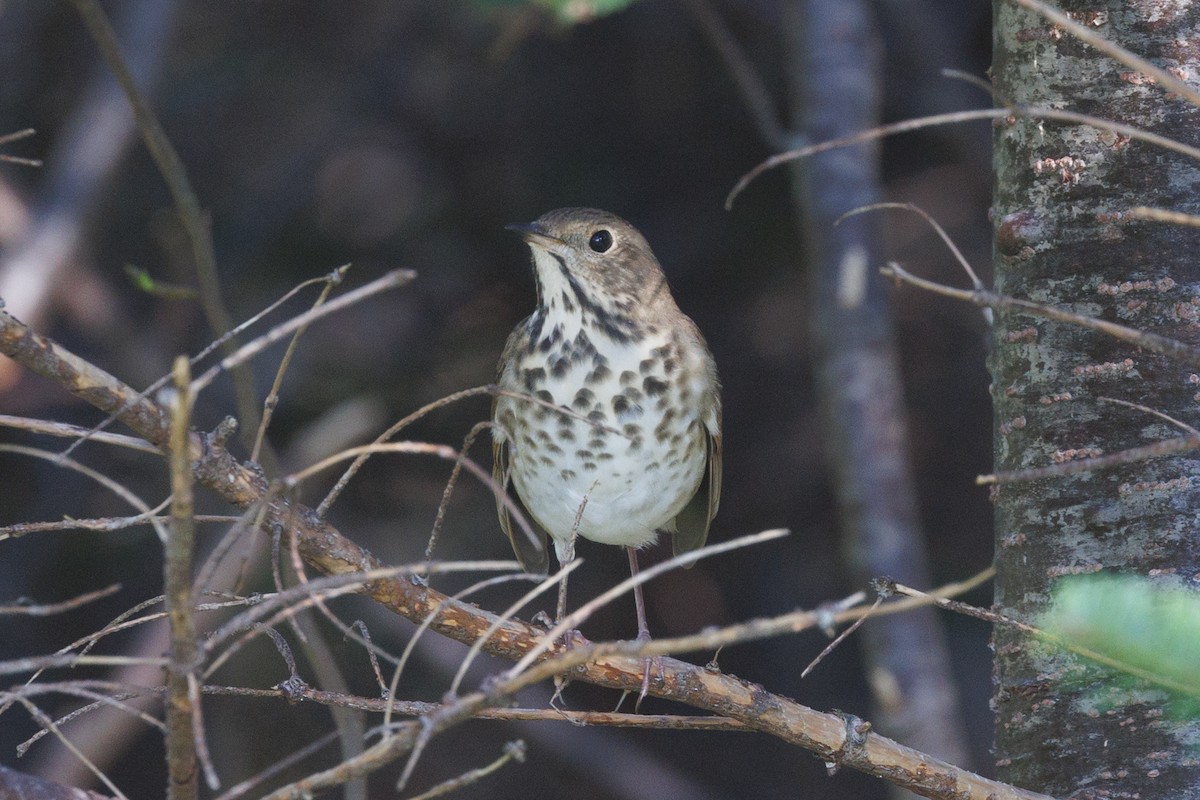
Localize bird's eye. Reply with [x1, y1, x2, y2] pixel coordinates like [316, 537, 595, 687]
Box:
[588, 229, 613, 253]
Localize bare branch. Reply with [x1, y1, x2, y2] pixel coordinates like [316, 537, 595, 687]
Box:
[726, 106, 1200, 209]
[882, 261, 1200, 368]
[1010, 0, 1200, 107]
[0, 306, 1054, 800]
[0, 584, 122, 616]
[164, 357, 199, 799]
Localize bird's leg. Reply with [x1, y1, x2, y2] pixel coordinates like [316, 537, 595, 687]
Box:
[626, 546, 659, 709]
[555, 534, 576, 627]
[549, 533, 580, 707]
[627, 546, 651, 641]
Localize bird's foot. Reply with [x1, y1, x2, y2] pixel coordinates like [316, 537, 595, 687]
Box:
[612, 630, 661, 713]
[547, 628, 588, 705]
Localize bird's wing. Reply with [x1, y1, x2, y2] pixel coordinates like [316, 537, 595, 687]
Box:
[492, 397, 549, 576]
[672, 398, 722, 561]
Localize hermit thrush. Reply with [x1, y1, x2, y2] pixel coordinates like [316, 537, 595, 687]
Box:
[492, 207, 722, 647]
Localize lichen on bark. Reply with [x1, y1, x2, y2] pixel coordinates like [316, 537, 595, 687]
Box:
[992, 1, 1200, 797]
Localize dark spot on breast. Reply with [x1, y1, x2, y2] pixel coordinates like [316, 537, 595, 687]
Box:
[539, 455, 555, 466]
[597, 452, 614, 460]
[575, 449, 594, 460]
[551, 357, 570, 378]
[526, 311, 545, 343]
[613, 394, 643, 421]
[587, 409, 608, 423]
[533, 389, 554, 419]
[522, 367, 546, 391]
[623, 423, 642, 437]
[639, 358, 656, 375]
[573, 387, 596, 409]
[587, 363, 612, 383]
[588, 437, 606, 450]
[582, 461, 598, 472]
[546, 442, 563, 455]
[662, 358, 677, 375]
[561, 293, 576, 313]
[654, 408, 677, 437]
[537, 324, 563, 353]
[571, 330, 595, 354]
[620, 370, 638, 387]
[644, 376, 669, 397]
[559, 426, 576, 442]
[561, 468, 576, 480]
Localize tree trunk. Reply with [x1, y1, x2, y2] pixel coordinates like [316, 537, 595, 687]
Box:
[786, 0, 971, 779]
[992, 2, 1200, 797]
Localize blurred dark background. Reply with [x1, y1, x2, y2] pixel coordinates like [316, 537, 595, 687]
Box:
[0, 1, 994, 798]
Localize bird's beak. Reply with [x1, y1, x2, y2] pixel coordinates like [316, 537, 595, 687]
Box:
[506, 222, 564, 251]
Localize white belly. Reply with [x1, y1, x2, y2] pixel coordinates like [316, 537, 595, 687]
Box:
[496, 324, 709, 556]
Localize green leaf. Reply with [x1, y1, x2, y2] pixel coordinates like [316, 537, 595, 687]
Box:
[472, 0, 637, 24]
[123, 264, 198, 301]
[1040, 574, 1200, 704]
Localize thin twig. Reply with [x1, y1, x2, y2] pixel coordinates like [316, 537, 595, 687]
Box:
[890, 581, 1200, 699]
[190, 269, 416, 394]
[508, 529, 790, 677]
[978, 434, 1200, 486]
[164, 357, 199, 800]
[1011, 0, 1200, 107]
[839, 202, 986, 293]
[726, 106, 1200, 208]
[200, 562, 521, 677]
[0, 306, 1053, 800]
[292, 439, 540, 559]
[318, 386, 494, 516]
[0, 127, 42, 166]
[252, 267, 348, 461]
[212, 729, 344, 800]
[0, 415, 157, 453]
[0, 444, 169, 543]
[425, 421, 494, 565]
[61, 268, 351, 461]
[317, 384, 626, 518]
[382, 573, 544, 730]
[15, 698, 129, 800]
[881, 261, 1200, 368]
[69, 0, 264, 455]
[680, 0, 786, 148]
[205, 683, 752, 729]
[1097, 396, 1200, 438]
[448, 563, 580, 696]
[1127, 207, 1200, 227]
[404, 740, 525, 800]
[800, 595, 882, 679]
[0, 584, 122, 616]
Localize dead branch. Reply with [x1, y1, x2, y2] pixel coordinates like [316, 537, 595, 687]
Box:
[0, 306, 1054, 800]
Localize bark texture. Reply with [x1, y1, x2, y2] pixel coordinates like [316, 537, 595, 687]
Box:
[992, 2, 1200, 797]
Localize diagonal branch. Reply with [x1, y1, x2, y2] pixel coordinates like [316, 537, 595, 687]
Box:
[0, 306, 1054, 800]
